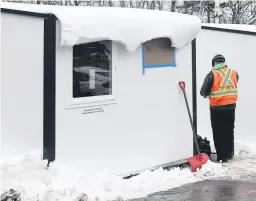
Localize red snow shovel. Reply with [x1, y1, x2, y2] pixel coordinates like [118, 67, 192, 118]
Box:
[178, 81, 210, 172]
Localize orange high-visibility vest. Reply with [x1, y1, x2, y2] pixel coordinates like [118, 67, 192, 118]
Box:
[209, 67, 238, 106]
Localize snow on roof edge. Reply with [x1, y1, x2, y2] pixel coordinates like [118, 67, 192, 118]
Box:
[1, 2, 202, 52]
[202, 23, 256, 33]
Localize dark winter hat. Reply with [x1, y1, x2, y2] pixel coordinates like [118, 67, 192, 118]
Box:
[212, 54, 225, 67]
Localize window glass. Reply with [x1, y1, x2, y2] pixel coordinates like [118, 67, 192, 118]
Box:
[73, 41, 112, 98]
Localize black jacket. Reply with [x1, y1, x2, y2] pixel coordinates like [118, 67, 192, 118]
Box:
[200, 69, 239, 110]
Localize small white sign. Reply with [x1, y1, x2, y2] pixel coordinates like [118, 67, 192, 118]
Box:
[89, 68, 96, 89]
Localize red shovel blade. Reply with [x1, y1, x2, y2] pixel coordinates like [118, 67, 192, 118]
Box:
[187, 153, 210, 172]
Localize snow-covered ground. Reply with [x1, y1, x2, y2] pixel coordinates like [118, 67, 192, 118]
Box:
[1, 143, 256, 201]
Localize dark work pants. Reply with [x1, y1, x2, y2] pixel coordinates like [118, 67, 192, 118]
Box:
[210, 108, 235, 160]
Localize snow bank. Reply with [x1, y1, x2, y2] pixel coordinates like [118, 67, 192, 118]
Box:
[1, 150, 227, 201]
[2, 146, 255, 200]
[235, 140, 256, 154]
[1, 2, 201, 52]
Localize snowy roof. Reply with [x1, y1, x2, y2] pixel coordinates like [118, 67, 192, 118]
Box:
[1, 2, 201, 52]
[202, 23, 256, 33]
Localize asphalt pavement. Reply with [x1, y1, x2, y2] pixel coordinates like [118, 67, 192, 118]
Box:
[130, 180, 256, 201]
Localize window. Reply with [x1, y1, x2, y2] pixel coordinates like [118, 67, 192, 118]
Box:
[142, 37, 176, 74]
[73, 40, 112, 99]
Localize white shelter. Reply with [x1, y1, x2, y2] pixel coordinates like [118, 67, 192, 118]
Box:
[1, 2, 201, 176]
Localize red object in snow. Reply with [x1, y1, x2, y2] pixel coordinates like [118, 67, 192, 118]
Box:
[187, 153, 210, 172]
[178, 81, 210, 172]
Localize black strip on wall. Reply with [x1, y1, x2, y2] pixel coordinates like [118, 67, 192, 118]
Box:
[1, 8, 48, 18]
[43, 14, 56, 164]
[202, 26, 256, 36]
[192, 39, 197, 155]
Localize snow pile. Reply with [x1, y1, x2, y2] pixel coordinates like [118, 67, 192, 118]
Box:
[1, 150, 227, 201]
[235, 140, 256, 154]
[1, 151, 51, 200]
[1, 2, 201, 51]
[195, 160, 227, 180]
[2, 147, 256, 201]
[221, 150, 256, 182]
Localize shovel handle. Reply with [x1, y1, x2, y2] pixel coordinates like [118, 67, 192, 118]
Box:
[179, 81, 186, 92]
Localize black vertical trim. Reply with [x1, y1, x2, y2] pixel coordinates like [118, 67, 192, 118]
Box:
[43, 14, 56, 163]
[1, 8, 48, 18]
[202, 26, 256, 36]
[192, 39, 197, 155]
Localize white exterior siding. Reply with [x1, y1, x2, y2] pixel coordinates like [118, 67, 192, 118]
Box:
[55, 21, 194, 175]
[1, 13, 44, 156]
[197, 28, 256, 150]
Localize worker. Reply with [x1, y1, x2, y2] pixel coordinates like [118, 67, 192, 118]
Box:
[200, 54, 239, 163]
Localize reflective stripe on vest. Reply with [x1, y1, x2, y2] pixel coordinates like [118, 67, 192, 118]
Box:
[210, 68, 238, 98]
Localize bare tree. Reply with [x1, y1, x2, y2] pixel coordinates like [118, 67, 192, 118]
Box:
[170, 0, 176, 12]
[2, 0, 256, 24]
[246, 3, 256, 24]
[218, 1, 255, 24]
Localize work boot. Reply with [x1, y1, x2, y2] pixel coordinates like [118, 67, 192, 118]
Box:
[217, 157, 228, 163]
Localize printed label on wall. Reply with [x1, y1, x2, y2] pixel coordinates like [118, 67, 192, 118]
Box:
[82, 107, 104, 115]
